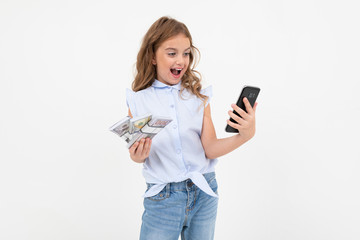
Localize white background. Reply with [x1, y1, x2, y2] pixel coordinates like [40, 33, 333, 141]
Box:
[1, 0, 359, 239]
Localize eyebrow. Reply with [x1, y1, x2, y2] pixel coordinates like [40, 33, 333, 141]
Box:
[165, 47, 191, 51]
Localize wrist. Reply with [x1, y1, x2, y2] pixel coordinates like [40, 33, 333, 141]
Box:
[131, 156, 146, 164]
[235, 133, 250, 145]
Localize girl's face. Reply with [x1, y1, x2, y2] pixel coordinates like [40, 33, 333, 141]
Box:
[152, 34, 191, 86]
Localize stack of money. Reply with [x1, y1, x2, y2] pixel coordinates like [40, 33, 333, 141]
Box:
[110, 113, 172, 149]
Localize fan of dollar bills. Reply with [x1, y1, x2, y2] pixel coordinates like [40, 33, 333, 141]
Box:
[109, 113, 172, 148]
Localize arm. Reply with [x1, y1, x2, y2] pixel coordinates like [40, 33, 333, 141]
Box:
[200, 97, 258, 159]
[127, 108, 152, 163]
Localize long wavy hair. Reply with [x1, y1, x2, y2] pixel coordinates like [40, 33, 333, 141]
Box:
[132, 16, 208, 104]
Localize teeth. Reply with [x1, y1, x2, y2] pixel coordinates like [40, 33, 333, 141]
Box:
[171, 68, 182, 75]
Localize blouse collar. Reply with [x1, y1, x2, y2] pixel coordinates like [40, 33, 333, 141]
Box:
[152, 79, 181, 91]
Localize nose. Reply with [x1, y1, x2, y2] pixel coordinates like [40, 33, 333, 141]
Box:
[176, 55, 186, 66]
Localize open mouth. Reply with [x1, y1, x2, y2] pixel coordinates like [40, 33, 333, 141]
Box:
[170, 68, 182, 77]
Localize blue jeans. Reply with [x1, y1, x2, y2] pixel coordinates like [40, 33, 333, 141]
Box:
[140, 172, 218, 240]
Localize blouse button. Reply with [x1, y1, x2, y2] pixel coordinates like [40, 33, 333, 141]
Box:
[173, 125, 177, 129]
[176, 149, 181, 154]
[170, 104, 174, 108]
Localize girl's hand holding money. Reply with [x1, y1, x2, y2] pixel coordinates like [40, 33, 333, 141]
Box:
[129, 138, 152, 163]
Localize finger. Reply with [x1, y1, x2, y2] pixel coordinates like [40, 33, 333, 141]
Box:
[228, 110, 246, 125]
[231, 103, 248, 120]
[129, 142, 139, 155]
[227, 119, 241, 130]
[136, 139, 145, 155]
[144, 138, 152, 155]
[253, 102, 258, 112]
[243, 97, 255, 115]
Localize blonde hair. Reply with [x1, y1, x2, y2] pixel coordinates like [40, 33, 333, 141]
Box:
[132, 16, 208, 104]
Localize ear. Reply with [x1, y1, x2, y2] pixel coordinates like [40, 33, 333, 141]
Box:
[151, 57, 156, 65]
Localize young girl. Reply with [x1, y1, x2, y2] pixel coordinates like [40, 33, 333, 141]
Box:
[126, 16, 257, 240]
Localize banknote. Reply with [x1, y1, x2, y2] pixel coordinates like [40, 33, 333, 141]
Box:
[109, 116, 130, 137]
[110, 114, 172, 149]
[120, 132, 131, 143]
[129, 114, 152, 134]
[148, 117, 172, 127]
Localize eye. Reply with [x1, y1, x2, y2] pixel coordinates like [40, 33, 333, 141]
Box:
[184, 52, 190, 57]
[168, 52, 176, 56]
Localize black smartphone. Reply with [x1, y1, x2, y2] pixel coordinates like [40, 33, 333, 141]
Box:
[225, 86, 260, 133]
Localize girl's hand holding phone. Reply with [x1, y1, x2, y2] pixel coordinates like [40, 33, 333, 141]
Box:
[226, 97, 258, 141]
[129, 138, 152, 163]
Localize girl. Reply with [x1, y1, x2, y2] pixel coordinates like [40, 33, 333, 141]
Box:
[126, 16, 257, 240]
